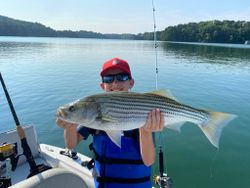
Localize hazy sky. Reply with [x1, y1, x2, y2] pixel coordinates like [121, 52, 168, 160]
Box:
[0, 0, 250, 34]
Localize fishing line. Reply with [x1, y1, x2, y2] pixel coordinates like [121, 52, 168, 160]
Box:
[152, 0, 159, 91]
[152, 0, 162, 145]
[209, 148, 219, 178]
[152, 0, 164, 158]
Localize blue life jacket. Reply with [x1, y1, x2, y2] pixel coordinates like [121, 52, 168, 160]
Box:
[91, 132, 152, 188]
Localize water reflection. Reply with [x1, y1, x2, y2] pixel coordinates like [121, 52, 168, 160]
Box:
[0, 41, 54, 61]
[161, 42, 250, 66]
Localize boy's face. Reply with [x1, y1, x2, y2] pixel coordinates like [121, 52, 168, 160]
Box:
[100, 68, 134, 92]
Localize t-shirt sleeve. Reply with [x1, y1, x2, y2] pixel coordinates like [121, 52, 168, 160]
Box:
[77, 126, 94, 140]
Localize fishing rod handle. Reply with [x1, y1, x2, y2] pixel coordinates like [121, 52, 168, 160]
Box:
[16, 126, 26, 139]
[159, 147, 164, 176]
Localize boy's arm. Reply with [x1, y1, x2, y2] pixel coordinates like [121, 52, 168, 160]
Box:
[139, 109, 164, 166]
[56, 118, 83, 149]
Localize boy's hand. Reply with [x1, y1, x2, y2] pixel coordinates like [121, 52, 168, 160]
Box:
[56, 118, 77, 129]
[142, 109, 164, 132]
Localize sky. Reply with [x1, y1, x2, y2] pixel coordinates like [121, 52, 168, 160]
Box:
[0, 0, 250, 34]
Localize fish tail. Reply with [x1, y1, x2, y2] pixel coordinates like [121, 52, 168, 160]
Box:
[199, 111, 237, 148]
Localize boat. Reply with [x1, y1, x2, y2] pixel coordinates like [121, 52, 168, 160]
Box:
[0, 125, 95, 188]
[244, 40, 250, 45]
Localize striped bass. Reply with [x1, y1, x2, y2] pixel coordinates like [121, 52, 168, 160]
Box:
[56, 90, 236, 148]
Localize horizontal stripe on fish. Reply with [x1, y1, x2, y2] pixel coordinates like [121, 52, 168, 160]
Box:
[106, 109, 206, 124]
[104, 94, 205, 114]
[105, 97, 205, 113]
[106, 105, 206, 119]
[104, 101, 209, 122]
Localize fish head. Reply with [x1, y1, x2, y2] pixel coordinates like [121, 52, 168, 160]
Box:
[56, 96, 100, 125]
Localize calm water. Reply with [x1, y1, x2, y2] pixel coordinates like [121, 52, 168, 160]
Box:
[0, 37, 250, 188]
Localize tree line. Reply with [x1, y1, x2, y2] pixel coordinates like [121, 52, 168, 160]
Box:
[158, 20, 250, 44]
[0, 15, 135, 39]
[1, 15, 250, 44]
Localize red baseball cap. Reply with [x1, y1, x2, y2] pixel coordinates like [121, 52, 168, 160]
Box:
[100, 57, 132, 78]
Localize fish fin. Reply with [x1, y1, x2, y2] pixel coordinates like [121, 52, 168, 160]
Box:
[105, 130, 123, 148]
[147, 89, 177, 101]
[167, 122, 185, 132]
[199, 112, 237, 148]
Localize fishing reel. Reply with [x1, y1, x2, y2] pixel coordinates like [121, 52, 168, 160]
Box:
[0, 143, 20, 188]
[0, 143, 20, 171]
[154, 146, 173, 188]
[0, 143, 19, 170]
[0, 143, 15, 160]
[153, 173, 173, 188]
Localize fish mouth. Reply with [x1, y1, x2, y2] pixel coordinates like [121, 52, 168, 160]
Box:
[56, 116, 76, 125]
[56, 108, 78, 125]
[56, 108, 65, 119]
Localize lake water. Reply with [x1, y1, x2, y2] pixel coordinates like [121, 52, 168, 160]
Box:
[0, 37, 250, 188]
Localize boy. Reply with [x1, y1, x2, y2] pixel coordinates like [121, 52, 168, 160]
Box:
[56, 57, 164, 187]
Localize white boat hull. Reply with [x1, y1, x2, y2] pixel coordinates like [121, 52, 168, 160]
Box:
[0, 126, 95, 188]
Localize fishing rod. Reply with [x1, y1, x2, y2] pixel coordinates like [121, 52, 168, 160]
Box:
[151, 1, 173, 187]
[152, 0, 159, 90]
[0, 72, 51, 181]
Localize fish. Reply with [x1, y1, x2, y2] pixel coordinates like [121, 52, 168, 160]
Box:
[56, 90, 236, 148]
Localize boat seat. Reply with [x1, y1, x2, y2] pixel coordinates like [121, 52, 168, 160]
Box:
[10, 168, 89, 188]
[0, 125, 39, 165]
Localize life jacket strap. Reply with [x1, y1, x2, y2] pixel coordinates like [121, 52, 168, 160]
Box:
[96, 176, 150, 184]
[89, 143, 144, 165]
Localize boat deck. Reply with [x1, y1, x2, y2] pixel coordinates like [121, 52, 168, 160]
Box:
[11, 158, 49, 184]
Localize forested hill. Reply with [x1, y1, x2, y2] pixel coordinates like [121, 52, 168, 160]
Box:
[0, 15, 135, 39]
[159, 20, 250, 44]
[0, 15, 57, 37]
[1, 15, 250, 44]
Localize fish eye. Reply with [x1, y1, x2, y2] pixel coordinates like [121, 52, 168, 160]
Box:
[68, 105, 75, 112]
